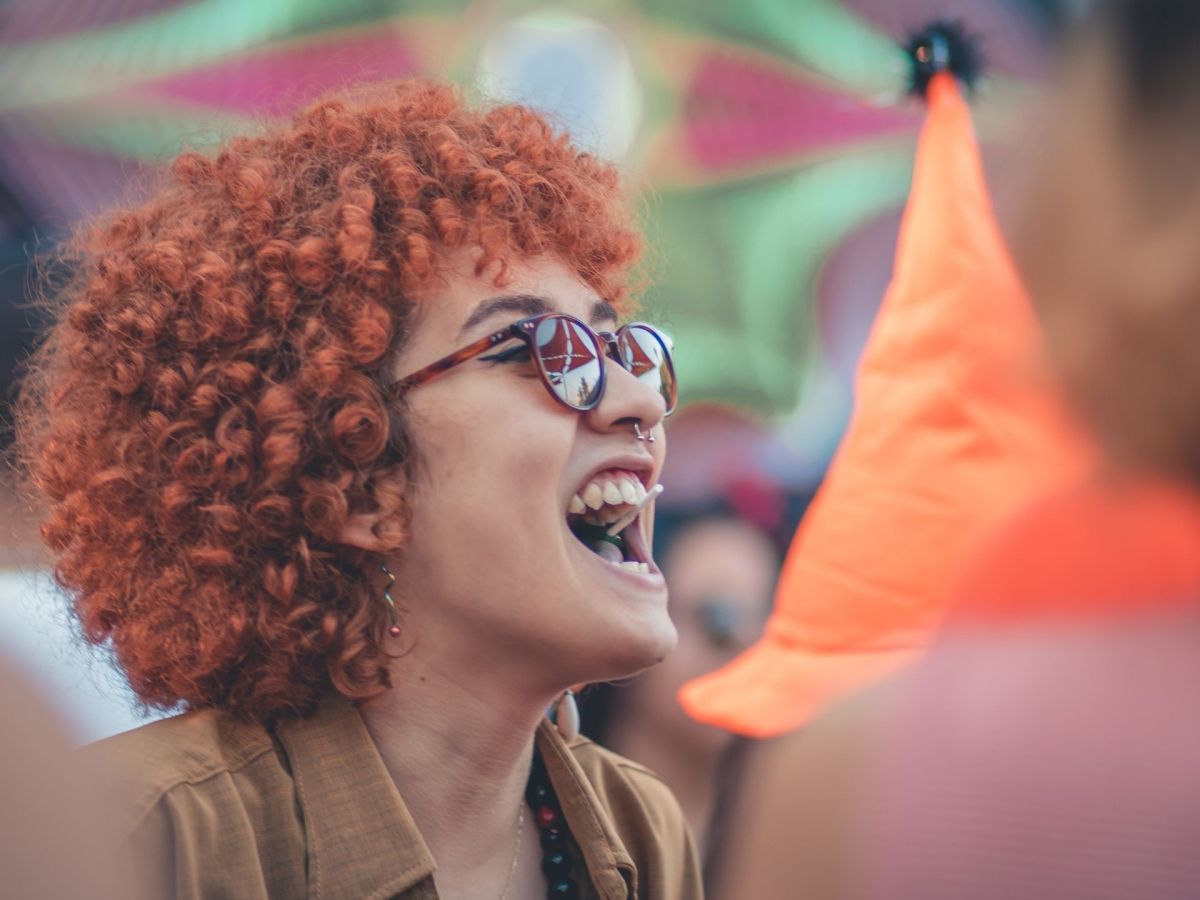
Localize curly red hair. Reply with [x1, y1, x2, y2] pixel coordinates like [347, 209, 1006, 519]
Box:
[15, 80, 643, 720]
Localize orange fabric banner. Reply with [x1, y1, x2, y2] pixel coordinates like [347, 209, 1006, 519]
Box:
[679, 74, 1094, 738]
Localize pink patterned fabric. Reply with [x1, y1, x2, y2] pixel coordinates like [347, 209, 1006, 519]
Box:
[684, 53, 914, 170]
[145, 32, 420, 116]
[0, 0, 181, 44]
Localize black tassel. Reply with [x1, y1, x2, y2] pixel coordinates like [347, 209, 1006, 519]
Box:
[905, 19, 984, 99]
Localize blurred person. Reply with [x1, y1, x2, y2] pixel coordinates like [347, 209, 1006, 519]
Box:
[582, 512, 778, 871]
[716, 2, 1200, 898]
[13, 80, 701, 899]
[0, 653, 156, 898]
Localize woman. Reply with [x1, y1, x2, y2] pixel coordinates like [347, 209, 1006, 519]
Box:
[15, 80, 701, 899]
[716, 1, 1200, 897]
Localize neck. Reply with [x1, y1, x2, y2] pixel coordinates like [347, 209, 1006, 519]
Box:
[359, 644, 555, 896]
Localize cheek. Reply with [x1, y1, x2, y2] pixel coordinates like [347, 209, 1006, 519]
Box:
[405, 385, 575, 567]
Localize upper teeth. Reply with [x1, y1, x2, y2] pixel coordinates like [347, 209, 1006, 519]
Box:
[570, 471, 648, 524]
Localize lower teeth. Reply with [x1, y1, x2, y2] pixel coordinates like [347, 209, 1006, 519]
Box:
[592, 540, 650, 573]
[572, 523, 650, 573]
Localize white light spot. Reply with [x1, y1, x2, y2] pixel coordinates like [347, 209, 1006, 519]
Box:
[477, 9, 642, 161]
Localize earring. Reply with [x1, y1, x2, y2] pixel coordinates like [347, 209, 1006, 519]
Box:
[554, 689, 580, 741]
[381, 563, 401, 638]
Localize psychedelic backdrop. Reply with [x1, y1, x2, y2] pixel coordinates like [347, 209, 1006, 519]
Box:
[0, 0, 1060, 498]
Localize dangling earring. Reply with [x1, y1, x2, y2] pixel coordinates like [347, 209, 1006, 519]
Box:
[554, 689, 580, 741]
[381, 563, 401, 638]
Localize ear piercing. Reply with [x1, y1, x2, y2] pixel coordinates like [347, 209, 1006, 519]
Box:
[554, 689, 580, 741]
[381, 563, 401, 637]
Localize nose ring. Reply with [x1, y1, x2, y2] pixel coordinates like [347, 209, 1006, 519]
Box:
[633, 423, 655, 443]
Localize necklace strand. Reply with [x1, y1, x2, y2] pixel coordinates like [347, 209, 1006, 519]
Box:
[497, 803, 526, 900]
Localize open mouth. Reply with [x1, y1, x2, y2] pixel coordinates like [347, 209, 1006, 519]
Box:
[566, 469, 656, 575]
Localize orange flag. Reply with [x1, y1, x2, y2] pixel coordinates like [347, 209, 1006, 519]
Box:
[679, 73, 1095, 738]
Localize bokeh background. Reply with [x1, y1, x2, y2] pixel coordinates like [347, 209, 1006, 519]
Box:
[0, 0, 1068, 740]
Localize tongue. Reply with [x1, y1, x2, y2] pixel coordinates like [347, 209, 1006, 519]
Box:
[571, 521, 626, 561]
[593, 538, 623, 563]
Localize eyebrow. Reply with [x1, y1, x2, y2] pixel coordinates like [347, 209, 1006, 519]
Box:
[458, 293, 618, 337]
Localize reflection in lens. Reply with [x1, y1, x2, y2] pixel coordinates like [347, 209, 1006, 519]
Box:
[620, 325, 676, 411]
[536, 317, 603, 409]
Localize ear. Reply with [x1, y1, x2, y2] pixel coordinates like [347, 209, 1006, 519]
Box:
[337, 512, 392, 553]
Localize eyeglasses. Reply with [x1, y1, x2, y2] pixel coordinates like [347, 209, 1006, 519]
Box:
[390, 312, 677, 414]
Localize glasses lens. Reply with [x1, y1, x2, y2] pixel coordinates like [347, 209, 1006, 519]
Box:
[534, 316, 604, 410]
[619, 325, 677, 413]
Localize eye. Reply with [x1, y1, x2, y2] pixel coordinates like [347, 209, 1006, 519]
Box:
[481, 342, 536, 369]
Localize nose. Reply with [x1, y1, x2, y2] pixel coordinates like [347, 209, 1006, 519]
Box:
[584, 353, 667, 440]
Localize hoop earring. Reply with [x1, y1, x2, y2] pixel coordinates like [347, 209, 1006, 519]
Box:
[381, 563, 401, 638]
[554, 689, 580, 741]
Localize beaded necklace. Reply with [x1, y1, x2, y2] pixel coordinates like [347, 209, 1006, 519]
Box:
[524, 751, 580, 898]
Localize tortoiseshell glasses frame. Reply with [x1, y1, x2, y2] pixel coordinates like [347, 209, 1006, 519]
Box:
[389, 312, 677, 414]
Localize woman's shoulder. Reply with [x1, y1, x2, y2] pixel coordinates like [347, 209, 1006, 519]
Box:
[80, 708, 276, 835]
[79, 710, 305, 897]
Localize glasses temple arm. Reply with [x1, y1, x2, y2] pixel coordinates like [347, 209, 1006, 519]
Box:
[387, 325, 523, 398]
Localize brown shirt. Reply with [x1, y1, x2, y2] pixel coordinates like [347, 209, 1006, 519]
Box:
[84, 698, 702, 900]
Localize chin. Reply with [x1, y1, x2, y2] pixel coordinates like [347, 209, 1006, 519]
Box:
[582, 609, 679, 683]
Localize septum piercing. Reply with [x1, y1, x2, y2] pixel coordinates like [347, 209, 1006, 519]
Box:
[633, 423, 656, 443]
[606, 483, 665, 537]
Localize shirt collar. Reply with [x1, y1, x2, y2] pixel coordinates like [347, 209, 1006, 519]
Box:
[275, 698, 436, 900]
[276, 700, 637, 900]
[536, 718, 636, 900]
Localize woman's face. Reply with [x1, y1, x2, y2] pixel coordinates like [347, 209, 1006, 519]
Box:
[384, 253, 675, 690]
